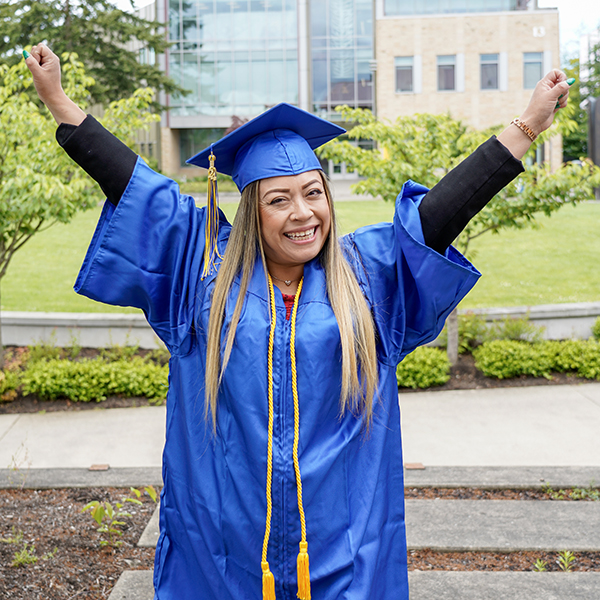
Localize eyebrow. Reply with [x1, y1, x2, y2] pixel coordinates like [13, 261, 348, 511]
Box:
[262, 179, 323, 197]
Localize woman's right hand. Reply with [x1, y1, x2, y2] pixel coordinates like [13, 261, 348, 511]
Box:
[24, 44, 86, 126]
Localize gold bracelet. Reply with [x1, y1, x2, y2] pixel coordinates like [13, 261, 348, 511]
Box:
[510, 118, 537, 142]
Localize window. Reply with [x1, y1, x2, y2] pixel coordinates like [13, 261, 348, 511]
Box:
[437, 55, 456, 91]
[523, 52, 543, 89]
[395, 56, 413, 92]
[480, 54, 499, 90]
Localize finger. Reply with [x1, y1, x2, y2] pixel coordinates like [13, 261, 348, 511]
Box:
[544, 69, 567, 86]
[554, 79, 575, 109]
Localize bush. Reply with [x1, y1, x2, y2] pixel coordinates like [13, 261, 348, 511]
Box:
[0, 369, 21, 402]
[489, 316, 544, 343]
[592, 317, 600, 341]
[21, 357, 168, 403]
[437, 313, 545, 354]
[473, 339, 600, 380]
[397, 347, 450, 389]
[472, 340, 558, 379]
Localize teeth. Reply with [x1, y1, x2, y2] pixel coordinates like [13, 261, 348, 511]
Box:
[286, 228, 315, 241]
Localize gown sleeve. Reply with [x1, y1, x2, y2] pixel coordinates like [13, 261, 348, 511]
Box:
[73, 158, 224, 352]
[341, 180, 481, 366]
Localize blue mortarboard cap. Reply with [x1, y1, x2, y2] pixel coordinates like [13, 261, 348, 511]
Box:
[186, 103, 345, 191]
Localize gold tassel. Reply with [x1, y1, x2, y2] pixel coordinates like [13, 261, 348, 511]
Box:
[296, 541, 311, 600]
[262, 561, 276, 600]
[201, 151, 222, 280]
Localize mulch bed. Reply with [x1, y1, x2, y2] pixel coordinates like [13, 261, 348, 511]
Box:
[0, 488, 156, 599]
[408, 549, 600, 572]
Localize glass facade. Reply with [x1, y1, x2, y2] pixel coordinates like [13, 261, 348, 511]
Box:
[384, 0, 526, 17]
[311, 0, 374, 117]
[168, 0, 299, 116]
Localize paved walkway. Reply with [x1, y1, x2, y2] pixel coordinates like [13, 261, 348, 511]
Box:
[2, 383, 599, 475]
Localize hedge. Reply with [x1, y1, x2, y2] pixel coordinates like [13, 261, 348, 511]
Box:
[397, 347, 450, 389]
[21, 357, 168, 403]
[473, 339, 600, 380]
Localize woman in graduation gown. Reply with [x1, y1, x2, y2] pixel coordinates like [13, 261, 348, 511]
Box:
[25, 45, 570, 600]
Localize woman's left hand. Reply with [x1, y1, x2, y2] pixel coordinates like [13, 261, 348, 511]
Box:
[520, 69, 571, 137]
[497, 69, 572, 160]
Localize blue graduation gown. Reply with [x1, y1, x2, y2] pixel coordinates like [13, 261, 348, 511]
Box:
[75, 159, 480, 599]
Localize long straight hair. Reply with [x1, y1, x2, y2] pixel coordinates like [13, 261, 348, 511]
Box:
[205, 173, 378, 429]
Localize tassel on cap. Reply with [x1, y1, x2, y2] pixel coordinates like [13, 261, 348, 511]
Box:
[296, 541, 311, 600]
[262, 561, 276, 600]
[201, 150, 222, 280]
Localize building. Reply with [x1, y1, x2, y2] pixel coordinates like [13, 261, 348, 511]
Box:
[144, 0, 560, 175]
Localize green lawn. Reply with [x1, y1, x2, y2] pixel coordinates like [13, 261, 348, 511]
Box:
[2, 199, 599, 312]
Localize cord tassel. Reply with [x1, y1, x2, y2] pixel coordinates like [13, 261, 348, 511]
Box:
[201, 150, 222, 279]
[296, 541, 311, 600]
[262, 561, 276, 600]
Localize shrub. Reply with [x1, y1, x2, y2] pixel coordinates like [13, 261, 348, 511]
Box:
[592, 317, 600, 341]
[0, 369, 21, 402]
[397, 347, 450, 389]
[21, 357, 168, 403]
[437, 313, 544, 354]
[472, 340, 558, 379]
[488, 316, 544, 343]
[473, 339, 600, 381]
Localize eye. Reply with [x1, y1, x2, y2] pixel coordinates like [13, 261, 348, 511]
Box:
[268, 196, 286, 205]
[307, 188, 323, 198]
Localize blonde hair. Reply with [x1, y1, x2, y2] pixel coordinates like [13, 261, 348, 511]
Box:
[205, 173, 378, 429]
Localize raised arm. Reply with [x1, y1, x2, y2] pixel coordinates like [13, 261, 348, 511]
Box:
[24, 45, 136, 206]
[24, 44, 86, 126]
[419, 69, 571, 254]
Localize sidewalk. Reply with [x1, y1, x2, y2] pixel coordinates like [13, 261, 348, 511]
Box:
[2, 383, 599, 479]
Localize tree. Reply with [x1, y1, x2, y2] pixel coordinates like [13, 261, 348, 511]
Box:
[318, 106, 600, 362]
[0, 53, 159, 367]
[560, 60, 587, 161]
[0, 0, 183, 106]
[562, 42, 600, 161]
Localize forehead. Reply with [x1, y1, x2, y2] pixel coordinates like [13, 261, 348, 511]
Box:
[258, 170, 323, 196]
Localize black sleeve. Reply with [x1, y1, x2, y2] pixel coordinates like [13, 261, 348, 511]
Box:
[56, 115, 138, 206]
[418, 136, 525, 254]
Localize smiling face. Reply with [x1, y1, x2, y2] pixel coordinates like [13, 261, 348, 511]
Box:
[258, 170, 331, 276]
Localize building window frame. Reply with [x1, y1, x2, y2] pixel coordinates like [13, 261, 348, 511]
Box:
[523, 52, 543, 90]
[437, 54, 456, 92]
[394, 56, 414, 93]
[480, 53, 499, 90]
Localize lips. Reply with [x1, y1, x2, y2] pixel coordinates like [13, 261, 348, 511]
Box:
[284, 227, 316, 241]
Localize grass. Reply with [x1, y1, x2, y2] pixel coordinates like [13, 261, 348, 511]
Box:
[2, 199, 599, 313]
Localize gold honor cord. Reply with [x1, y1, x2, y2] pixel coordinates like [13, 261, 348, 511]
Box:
[290, 279, 311, 600]
[201, 152, 223, 280]
[262, 276, 311, 600]
[262, 275, 278, 600]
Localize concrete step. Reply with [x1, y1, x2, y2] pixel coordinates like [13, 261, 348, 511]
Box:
[405, 499, 600, 552]
[107, 570, 600, 600]
[403, 466, 600, 489]
[136, 499, 600, 553]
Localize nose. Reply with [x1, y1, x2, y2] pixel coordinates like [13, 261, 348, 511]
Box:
[291, 197, 313, 221]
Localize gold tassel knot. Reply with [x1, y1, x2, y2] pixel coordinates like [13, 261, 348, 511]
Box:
[296, 541, 311, 600]
[262, 560, 276, 600]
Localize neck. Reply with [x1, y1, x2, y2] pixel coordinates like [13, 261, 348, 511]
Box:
[267, 261, 304, 295]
